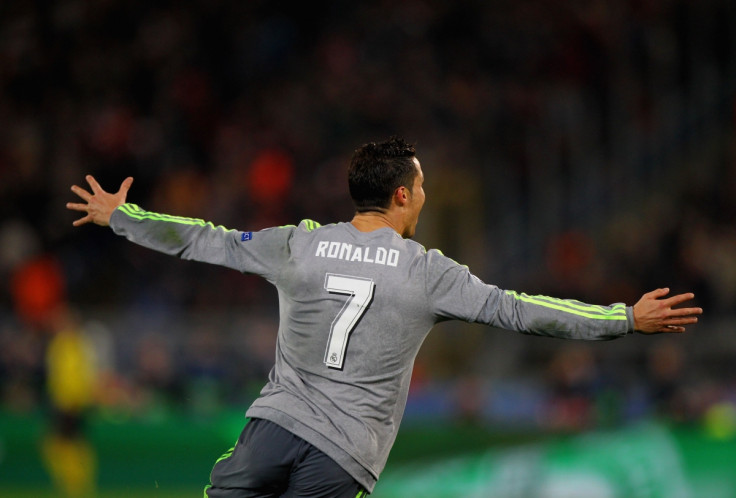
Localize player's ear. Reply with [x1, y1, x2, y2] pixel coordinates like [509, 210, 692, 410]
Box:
[394, 186, 411, 205]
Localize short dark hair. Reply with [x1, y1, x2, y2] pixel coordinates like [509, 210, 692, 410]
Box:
[348, 137, 417, 212]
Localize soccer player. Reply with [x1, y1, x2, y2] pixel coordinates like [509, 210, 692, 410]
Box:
[67, 137, 702, 497]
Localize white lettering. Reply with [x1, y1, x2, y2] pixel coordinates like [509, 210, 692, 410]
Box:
[327, 241, 340, 258]
[315, 240, 400, 267]
[338, 243, 352, 260]
[363, 247, 374, 263]
[375, 247, 387, 265]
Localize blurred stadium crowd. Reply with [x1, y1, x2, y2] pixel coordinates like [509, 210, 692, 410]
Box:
[1, 0, 736, 432]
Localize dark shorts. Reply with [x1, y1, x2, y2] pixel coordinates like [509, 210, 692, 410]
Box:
[205, 418, 369, 498]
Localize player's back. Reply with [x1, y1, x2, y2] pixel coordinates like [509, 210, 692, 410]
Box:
[278, 221, 434, 380]
[248, 220, 447, 484]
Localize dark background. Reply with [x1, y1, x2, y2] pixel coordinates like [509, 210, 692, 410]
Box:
[1, 0, 735, 495]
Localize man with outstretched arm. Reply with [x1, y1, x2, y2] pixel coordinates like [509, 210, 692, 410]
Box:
[67, 137, 702, 497]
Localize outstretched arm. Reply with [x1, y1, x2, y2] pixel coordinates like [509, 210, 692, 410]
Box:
[633, 288, 702, 334]
[66, 175, 295, 279]
[67, 175, 134, 227]
[428, 248, 703, 340]
[475, 285, 701, 340]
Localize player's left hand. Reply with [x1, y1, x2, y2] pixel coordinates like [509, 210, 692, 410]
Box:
[633, 287, 703, 334]
[67, 175, 134, 227]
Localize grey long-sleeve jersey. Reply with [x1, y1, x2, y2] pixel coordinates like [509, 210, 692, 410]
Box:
[110, 203, 634, 492]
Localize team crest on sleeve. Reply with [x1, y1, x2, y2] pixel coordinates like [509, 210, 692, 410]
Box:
[241, 232, 253, 241]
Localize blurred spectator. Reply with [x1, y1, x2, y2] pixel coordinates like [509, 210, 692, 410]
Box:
[0, 321, 45, 412]
[41, 307, 98, 498]
[646, 340, 688, 420]
[544, 345, 600, 431]
[133, 332, 182, 414]
[11, 255, 66, 329]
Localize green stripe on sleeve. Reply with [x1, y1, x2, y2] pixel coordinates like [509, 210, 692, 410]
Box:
[118, 204, 235, 232]
[505, 291, 627, 320]
[301, 219, 321, 232]
[513, 292, 626, 315]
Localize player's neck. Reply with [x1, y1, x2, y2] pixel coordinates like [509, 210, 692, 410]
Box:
[350, 211, 402, 235]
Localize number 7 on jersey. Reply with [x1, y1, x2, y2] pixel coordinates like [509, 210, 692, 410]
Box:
[324, 273, 375, 369]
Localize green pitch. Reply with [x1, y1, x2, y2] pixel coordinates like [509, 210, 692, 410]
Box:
[1, 488, 194, 498]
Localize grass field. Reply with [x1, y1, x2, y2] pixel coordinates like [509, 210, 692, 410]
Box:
[3, 412, 736, 497]
[1, 488, 196, 498]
